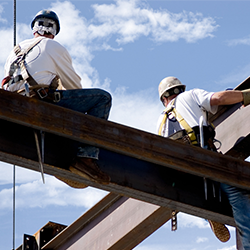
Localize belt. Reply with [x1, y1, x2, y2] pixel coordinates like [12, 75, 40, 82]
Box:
[17, 86, 61, 103]
[36, 87, 61, 103]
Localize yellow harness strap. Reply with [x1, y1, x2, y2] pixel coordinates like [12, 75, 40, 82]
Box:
[158, 106, 172, 136]
[158, 99, 198, 145]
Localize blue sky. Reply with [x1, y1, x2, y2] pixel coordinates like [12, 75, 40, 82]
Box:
[0, 0, 249, 249]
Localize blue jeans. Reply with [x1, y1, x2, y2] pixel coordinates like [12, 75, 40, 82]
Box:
[221, 183, 250, 249]
[54, 88, 112, 159]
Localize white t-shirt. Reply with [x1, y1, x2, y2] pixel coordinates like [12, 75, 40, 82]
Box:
[4, 37, 82, 91]
[157, 89, 218, 137]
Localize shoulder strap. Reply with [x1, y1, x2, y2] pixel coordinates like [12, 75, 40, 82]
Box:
[13, 37, 45, 86]
[158, 101, 174, 136]
[14, 37, 44, 58]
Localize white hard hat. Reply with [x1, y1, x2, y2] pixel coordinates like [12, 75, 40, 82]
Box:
[158, 76, 186, 100]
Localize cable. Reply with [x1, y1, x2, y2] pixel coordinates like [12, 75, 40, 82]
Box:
[14, 0, 16, 47]
[12, 165, 16, 250]
[12, 2, 17, 250]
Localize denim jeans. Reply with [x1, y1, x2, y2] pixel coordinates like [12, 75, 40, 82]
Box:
[221, 183, 250, 249]
[54, 88, 112, 159]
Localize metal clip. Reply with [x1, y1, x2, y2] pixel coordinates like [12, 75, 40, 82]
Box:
[24, 83, 30, 97]
[53, 91, 61, 103]
[204, 177, 208, 200]
[171, 210, 177, 231]
[37, 88, 48, 99]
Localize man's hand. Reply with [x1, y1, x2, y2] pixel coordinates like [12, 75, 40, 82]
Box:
[242, 89, 250, 106]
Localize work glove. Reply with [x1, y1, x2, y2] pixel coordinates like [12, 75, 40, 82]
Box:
[242, 89, 250, 106]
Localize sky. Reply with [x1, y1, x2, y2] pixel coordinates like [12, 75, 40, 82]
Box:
[1, 0, 250, 249]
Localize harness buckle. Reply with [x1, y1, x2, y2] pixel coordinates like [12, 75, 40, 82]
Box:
[53, 91, 61, 103]
[37, 88, 48, 99]
[24, 83, 30, 97]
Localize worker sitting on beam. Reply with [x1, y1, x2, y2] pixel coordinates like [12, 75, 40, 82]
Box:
[3, 10, 112, 188]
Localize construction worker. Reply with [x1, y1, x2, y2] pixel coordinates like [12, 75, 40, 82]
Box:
[3, 10, 112, 188]
[157, 76, 250, 248]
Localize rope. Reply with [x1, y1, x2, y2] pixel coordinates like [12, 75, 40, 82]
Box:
[12, 165, 15, 250]
[12, 2, 16, 250]
[14, 0, 16, 47]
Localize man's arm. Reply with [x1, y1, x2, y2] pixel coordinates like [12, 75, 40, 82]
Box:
[210, 90, 244, 106]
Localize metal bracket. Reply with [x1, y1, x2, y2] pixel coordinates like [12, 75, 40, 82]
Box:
[171, 210, 177, 231]
[53, 91, 61, 103]
[22, 234, 38, 250]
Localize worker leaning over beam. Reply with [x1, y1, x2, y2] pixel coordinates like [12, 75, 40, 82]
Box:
[157, 76, 250, 249]
[2, 10, 111, 188]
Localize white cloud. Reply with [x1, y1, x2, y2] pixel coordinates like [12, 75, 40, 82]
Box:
[0, 170, 107, 210]
[227, 36, 250, 46]
[90, 0, 218, 44]
[196, 237, 208, 243]
[110, 87, 162, 132]
[218, 245, 236, 250]
[178, 213, 208, 229]
[0, 4, 7, 24]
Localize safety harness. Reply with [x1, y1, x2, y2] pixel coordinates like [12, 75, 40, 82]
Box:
[1, 37, 66, 184]
[158, 98, 198, 145]
[2, 37, 61, 103]
[158, 98, 217, 150]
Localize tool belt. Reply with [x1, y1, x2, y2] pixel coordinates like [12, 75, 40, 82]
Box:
[168, 129, 191, 144]
[192, 125, 217, 151]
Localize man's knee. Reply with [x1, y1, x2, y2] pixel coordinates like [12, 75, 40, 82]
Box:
[99, 89, 112, 105]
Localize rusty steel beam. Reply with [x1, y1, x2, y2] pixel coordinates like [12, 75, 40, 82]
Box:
[42, 193, 172, 250]
[0, 90, 250, 191]
[0, 118, 235, 226]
